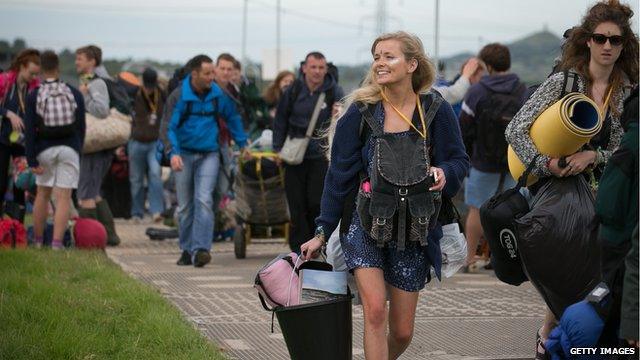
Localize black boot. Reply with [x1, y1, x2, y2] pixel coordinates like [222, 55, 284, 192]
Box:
[177, 251, 192, 266]
[77, 207, 98, 220]
[96, 200, 121, 246]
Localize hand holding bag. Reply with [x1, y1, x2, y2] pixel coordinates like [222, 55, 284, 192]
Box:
[279, 92, 326, 165]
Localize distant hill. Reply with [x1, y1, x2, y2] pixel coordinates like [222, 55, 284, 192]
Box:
[337, 30, 563, 92]
[442, 30, 562, 85]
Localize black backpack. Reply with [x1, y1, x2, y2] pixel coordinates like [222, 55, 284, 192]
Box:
[95, 75, 133, 115]
[474, 83, 527, 171]
[155, 97, 219, 167]
[167, 66, 189, 95]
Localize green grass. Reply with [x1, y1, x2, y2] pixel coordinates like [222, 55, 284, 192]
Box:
[0, 249, 224, 360]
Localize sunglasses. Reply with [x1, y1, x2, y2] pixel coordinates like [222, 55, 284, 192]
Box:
[591, 33, 624, 46]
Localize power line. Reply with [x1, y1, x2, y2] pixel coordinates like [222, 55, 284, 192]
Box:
[251, 0, 376, 33]
[1, 1, 241, 15]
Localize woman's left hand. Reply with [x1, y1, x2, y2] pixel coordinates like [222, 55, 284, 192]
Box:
[429, 166, 446, 191]
[565, 151, 597, 176]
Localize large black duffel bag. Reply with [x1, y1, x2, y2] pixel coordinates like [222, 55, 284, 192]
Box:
[480, 155, 538, 286]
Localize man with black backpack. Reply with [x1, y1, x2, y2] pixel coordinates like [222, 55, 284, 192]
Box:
[272, 51, 344, 252]
[167, 54, 248, 267]
[74, 45, 122, 246]
[24, 50, 85, 249]
[459, 43, 527, 269]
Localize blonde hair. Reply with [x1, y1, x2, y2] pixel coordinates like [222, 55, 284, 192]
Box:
[326, 31, 436, 160]
[341, 31, 436, 112]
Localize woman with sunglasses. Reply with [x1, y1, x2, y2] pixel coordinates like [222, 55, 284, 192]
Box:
[505, 1, 638, 358]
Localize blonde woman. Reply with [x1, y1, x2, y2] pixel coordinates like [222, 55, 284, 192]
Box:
[301, 31, 469, 359]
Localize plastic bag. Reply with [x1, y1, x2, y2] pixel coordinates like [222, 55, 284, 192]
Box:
[326, 225, 348, 272]
[440, 222, 467, 278]
[516, 176, 601, 318]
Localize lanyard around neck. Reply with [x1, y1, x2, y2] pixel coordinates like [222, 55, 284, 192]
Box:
[142, 87, 159, 113]
[14, 82, 26, 114]
[600, 86, 614, 117]
[380, 89, 426, 138]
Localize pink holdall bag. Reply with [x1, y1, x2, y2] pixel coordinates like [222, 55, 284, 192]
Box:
[254, 252, 301, 311]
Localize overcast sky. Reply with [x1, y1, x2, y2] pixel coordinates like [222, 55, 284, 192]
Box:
[1, 0, 638, 67]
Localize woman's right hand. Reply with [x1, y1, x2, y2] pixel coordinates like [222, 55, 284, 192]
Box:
[548, 158, 576, 178]
[300, 236, 324, 260]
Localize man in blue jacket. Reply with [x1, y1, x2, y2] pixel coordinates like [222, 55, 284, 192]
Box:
[272, 51, 344, 253]
[168, 54, 248, 267]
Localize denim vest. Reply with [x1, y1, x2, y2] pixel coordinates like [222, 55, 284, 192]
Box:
[355, 93, 443, 251]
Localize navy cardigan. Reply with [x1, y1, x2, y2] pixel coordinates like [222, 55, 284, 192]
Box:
[315, 94, 470, 279]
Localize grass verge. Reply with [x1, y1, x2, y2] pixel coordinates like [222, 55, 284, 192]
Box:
[0, 249, 224, 360]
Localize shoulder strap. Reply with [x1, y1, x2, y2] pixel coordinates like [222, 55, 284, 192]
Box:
[177, 97, 220, 129]
[305, 92, 326, 137]
[422, 93, 443, 143]
[177, 101, 193, 128]
[561, 70, 578, 98]
[285, 80, 303, 120]
[356, 102, 384, 138]
[515, 154, 541, 190]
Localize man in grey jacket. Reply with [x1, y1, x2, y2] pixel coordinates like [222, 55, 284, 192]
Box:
[75, 45, 121, 246]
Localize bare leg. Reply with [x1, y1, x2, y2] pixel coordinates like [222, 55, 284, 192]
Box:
[539, 307, 558, 340]
[33, 186, 53, 239]
[388, 285, 420, 359]
[79, 198, 96, 209]
[354, 267, 388, 360]
[465, 206, 483, 265]
[52, 188, 73, 241]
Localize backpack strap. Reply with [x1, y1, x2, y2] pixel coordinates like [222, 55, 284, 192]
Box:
[284, 80, 304, 122]
[561, 70, 579, 97]
[339, 113, 373, 235]
[177, 97, 219, 128]
[421, 93, 443, 145]
[356, 102, 384, 138]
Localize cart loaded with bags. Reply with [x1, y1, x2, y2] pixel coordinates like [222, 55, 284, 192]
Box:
[232, 151, 290, 258]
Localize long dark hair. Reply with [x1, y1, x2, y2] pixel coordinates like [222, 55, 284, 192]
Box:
[263, 70, 295, 106]
[560, 0, 638, 101]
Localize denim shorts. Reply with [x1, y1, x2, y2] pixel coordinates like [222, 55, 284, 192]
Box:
[464, 167, 516, 209]
[341, 212, 431, 292]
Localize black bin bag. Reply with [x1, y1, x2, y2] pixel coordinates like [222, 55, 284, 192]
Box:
[516, 175, 601, 318]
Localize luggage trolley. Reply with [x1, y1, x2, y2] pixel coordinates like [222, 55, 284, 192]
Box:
[233, 151, 290, 258]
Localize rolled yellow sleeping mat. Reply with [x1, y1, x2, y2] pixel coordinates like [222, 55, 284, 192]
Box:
[508, 92, 603, 185]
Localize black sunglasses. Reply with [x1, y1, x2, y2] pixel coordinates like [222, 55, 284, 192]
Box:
[591, 33, 624, 46]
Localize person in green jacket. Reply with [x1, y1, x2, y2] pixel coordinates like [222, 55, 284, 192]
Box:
[621, 224, 638, 348]
[595, 86, 638, 348]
